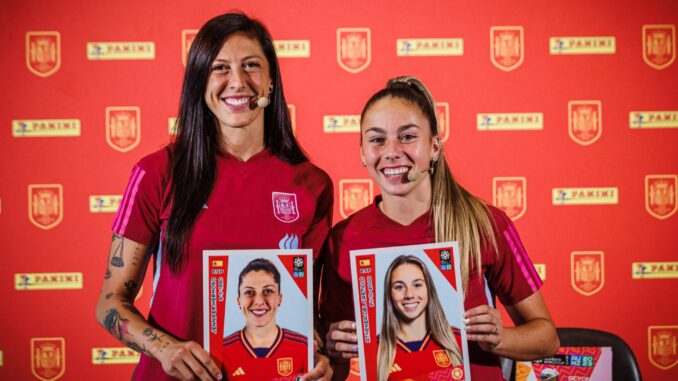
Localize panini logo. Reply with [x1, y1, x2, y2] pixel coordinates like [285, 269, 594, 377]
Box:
[15, 272, 83, 290]
[397, 38, 463, 56]
[553, 187, 618, 205]
[274, 40, 310, 58]
[169, 117, 177, 135]
[92, 347, 141, 365]
[550, 36, 616, 54]
[633, 262, 678, 279]
[629, 111, 678, 129]
[87, 42, 155, 60]
[323, 115, 361, 133]
[89, 195, 122, 213]
[12, 119, 81, 137]
[534, 264, 546, 281]
[477, 113, 543, 130]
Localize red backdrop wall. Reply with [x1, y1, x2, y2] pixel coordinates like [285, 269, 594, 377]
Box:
[1, 0, 677, 379]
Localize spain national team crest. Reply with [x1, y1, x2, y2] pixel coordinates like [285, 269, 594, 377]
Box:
[490, 26, 524, 71]
[648, 326, 678, 370]
[276, 357, 293, 376]
[571, 251, 604, 296]
[272, 192, 299, 223]
[181, 29, 198, 67]
[643, 24, 676, 70]
[26, 32, 61, 77]
[339, 179, 373, 218]
[29, 184, 63, 230]
[436, 102, 450, 143]
[645, 174, 677, 220]
[569, 100, 602, 145]
[493, 177, 526, 220]
[337, 28, 371, 73]
[106, 106, 141, 152]
[433, 350, 451, 368]
[31, 338, 65, 381]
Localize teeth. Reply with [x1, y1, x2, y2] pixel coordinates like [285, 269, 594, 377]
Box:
[383, 167, 408, 176]
[224, 97, 249, 106]
[250, 309, 268, 316]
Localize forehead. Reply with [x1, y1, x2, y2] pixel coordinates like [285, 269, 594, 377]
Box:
[216, 33, 266, 59]
[240, 270, 276, 285]
[362, 97, 429, 130]
[391, 263, 425, 280]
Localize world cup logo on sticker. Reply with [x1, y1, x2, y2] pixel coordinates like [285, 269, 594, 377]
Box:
[569, 100, 602, 145]
[436, 102, 450, 143]
[571, 251, 604, 296]
[648, 326, 678, 370]
[493, 177, 526, 220]
[272, 192, 299, 223]
[29, 184, 63, 230]
[106, 106, 141, 152]
[26, 32, 61, 77]
[337, 28, 371, 73]
[643, 24, 675, 70]
[182, 29, 198, 67]
[645, 175, 677, 220]
[433, 350, 451, 367]
[31, 338, 65, 381]
[491, 26, 524, 71]
[451, 367, 464, 380]
[340, 179, 373, 218]
[277, 357, 293, 376]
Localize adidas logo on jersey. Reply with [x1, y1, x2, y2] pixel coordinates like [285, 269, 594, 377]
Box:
[232, 367, 245, 376]
[390, 363, 402, 372]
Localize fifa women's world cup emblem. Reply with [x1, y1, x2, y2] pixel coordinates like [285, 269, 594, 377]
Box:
[340, 179, 373, 218]
[568, 101, 602, 145]
[648, 326, 678, 370]
[490, 26, 524, 71]
[645, 175, 677, 220]
[106, 106, 141, 152]
[28, 184, 63, 230]
[643, 24, 676, 70]
[571, 252, 604, 296]
[26, 32, 61, 77]
[337, 28, 371, 73]
[31, 338, 66, 381]
[493, 177, 526, 221]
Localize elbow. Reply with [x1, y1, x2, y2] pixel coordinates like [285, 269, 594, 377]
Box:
[95, 293, 111, 329]
[542, 325, 560, 357]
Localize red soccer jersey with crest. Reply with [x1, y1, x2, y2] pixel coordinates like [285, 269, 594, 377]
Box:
[319, 197, 542, 380]
[222, 326, 308, 380]
[111, 147, 333, 381]
[388, 333, 465, 381]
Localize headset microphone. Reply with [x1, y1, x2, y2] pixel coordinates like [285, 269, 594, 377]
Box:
[407, 167, 422, 182]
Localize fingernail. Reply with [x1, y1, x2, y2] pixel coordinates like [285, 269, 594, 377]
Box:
[465, 325, 471, 331]
[218, 374, 223, 380]
[351, 322, 356, 329]
[464, 318, 470, 324]
[353, 345, 358, 351]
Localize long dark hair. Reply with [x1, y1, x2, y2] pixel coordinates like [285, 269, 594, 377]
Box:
[164, 12, 307, 272]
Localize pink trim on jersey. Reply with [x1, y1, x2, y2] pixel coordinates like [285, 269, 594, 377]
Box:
[503, 225, 540, 293]
[113, 166, 146, 235]
[112, 166, 140, 230]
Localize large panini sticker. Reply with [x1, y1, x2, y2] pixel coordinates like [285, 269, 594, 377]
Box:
[28, 184, 63, 230]
[31, 338, 65, 381]
[643, 24, 675, 70]
[182, 29, 199, 66]
[568, 100, 602, 146]
[648, 326, 678, 370]
[340, 179, 373, 218]
[493, 177, 526, 221]
[26, 31, 61, 77]
[106, 106, 141, 152]
[337, 28, 371, 73]
[490, 26, 524, 71]
[436, 102, 450, 143]
[645, 175, 677, 220]
[571, 251, 604, 296]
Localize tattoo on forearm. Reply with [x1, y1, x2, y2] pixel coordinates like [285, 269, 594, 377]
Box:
[143, 327, 162, 342]
[104, 308, 130, 340]
[126, 341, 148, 354]
[121, 302, 143, 317]
[111, 234, 125, 267]
[124, 280, 138, 294]
[105, 292, 114, 300]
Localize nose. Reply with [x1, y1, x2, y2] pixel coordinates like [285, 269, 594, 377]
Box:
[252, 292, 266, 305]
[383, 137, 402, 160]
[404, 286, 414, 299]
[228, 66, 247, 90]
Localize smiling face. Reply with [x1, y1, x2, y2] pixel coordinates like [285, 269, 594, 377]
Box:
[361, 97, 440, 199]
[390, 263, 429, 323]
[237, 270, 281, 330]
[204, 33, 271, 133]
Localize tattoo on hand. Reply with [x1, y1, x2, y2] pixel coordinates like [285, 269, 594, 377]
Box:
[104, 308, 130, 340]
[124, 280, 138, 293]
[143, 328, 162, 342]
[111, 234, 125, 267]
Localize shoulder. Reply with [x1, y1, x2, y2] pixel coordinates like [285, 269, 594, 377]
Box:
[135, 146, 171, 170]
[223, 330, 242, 347]
[294, 161, 333, 189]
[328, 204, 375, 240]
[282, 328, 308, 345]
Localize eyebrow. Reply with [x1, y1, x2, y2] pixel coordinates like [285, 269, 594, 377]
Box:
[363, 124, 421, 134]
[212, 55, 263, 63]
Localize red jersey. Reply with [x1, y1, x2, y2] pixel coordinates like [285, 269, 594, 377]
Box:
[222, 327, 308, 380]
[389, 333, 465, 381]
[319, 197, 542, 380]
[112, 147, 333, 381]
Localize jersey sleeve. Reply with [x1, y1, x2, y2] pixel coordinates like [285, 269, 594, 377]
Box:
[486, 207, 543, 306]
[301, 171, 334, 259]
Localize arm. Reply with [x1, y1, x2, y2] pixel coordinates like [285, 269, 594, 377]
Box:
[95, 234, 222, 381]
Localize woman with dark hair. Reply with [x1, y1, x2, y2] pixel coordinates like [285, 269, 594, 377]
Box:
[320, 76, 558, 380]
[95, 13, 333, 381]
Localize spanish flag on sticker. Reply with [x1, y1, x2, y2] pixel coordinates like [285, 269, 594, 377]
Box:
[212, 260, 223, 267]
[359, 259, 371, 266]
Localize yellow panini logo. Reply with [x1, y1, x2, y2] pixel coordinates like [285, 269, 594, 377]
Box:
[29, 184, 63, 230]
[550, 36, 616, 55]
[323, 115, 361, 133]
[435, 102, 450, 143]
[31, 338, 65, 381]
[169, 117, 177, 136]
[89, 195, 122, 213]
[337, 28, 371, 73]
[12, 119, 81, 137]
[648, 326, 678, 369]
[87, 42, 155, 60]
[397, 38, 463, 56]
[643, 24, 676, 70]
[275, 40, 310, 58]
[92, 347, 141, 365]
[568, 100, 602, 145]
[629, 111, 678, 129]
[633, 262, 678, 279]
[493, 177, 527, 221]
[534, 264, 546, 281]
[340, 179, 373, 218]
[645, 174, 677, 219]
[571, 251, 604, 296]
[552, 187, 618, 205]
[182, 29, 199, 66]
[106, 106, 141, 152]
[477, 113, 543, 131]
[15, 272, 83, 290]
[288, 104, 296, 135]
[490, 26, 524, 71]
[26, 31, 61, 77]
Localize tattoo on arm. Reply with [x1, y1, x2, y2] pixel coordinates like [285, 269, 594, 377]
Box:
[126, 341, 148, 355]
[104, 308, 130, 340]
[111, 234, 125, 268]
[124, 280, 138, 294]
[105, 268, 112, 279]
[105, 292, 114, 300]
[121, 302, 143, 317]
[143, 327, 163, 342]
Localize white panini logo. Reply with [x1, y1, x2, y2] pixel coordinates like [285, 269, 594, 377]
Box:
[89, 195, 122, 213]
[15, 272, 83, 290]
[397, 38, 463, 56]
[12, 119, 81, 137]
[323, 115, 361, 133]
[87, 42, 155, 60]
[629, 111, 678, 129]
[274, 40, 310, 58]
[550, 36, 616, 54]
[92, 347, 141, 365]
[552, 187, 618, 205]
[477, 113, 543, 131]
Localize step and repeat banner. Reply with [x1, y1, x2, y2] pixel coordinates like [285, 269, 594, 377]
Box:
[1, 0, 676, 379]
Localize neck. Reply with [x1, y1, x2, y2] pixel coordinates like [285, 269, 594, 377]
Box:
[379, 179, 432, 225]
[244, 324, 278, 347]
[219, 120, 265, 162]
[397, 313, 428, 342]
